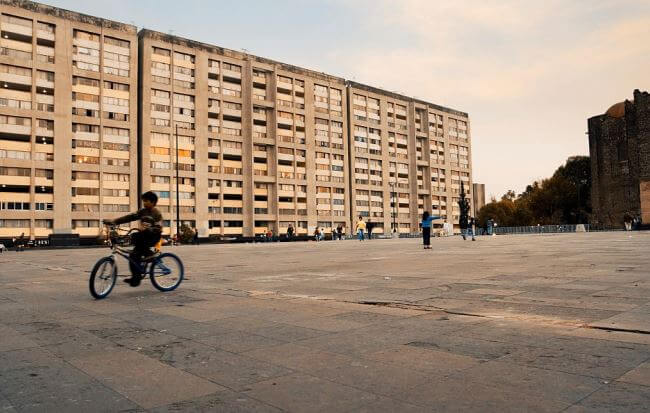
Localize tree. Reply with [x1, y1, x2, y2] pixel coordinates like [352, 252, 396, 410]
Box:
[179, 224, 194, 244]
[477, 156, 591, 226]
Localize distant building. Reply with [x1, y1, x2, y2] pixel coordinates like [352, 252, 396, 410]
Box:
[472, 183, 485, 216]
[588, 89, 650, 227]
[0, 0, 474, 240]
[0, 0, 138, 241]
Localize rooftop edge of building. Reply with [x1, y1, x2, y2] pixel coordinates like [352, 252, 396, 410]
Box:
[588, 89, 649, 122]
[139, 29, 469, 118]
[346, 81, 468, 118]
[1, 0, 137, 33]
[139, 28, 347, 85]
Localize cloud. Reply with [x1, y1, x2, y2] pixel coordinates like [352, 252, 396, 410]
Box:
[328, 0, 650, 197]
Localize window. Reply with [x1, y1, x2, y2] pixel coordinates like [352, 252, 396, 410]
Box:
[153, 47, 170, 57]
[222, 62, 241, 73]
[72, 220, 99, 229]
[104, 36, 129, 48]
[174, 51, 195, 63]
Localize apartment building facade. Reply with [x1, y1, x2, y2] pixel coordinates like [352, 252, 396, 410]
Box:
[0, 0, 138, 239]
[138, 30, 351, 238]
[0, 0, 471, 240]
[347, 83, 472, 234]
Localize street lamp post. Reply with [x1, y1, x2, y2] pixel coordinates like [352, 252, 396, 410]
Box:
[175, 124, 180, 243]
[389, 182, 397, 234]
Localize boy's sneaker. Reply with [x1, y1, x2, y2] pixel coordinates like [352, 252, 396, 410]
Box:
[124, 275, 142, 287]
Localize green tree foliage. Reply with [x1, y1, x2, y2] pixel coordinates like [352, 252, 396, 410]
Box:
[478, 156, 591, 227]
[179, 224, 194, 244]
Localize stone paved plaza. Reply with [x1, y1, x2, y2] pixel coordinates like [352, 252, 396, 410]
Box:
[0, 232, 649, 412]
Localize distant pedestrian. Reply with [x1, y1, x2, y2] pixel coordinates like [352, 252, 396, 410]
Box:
[266, 229, 274, 242]
[192, 228, 199, 245]
[287, 224, 295, 240]
[367, 221, 374, 240]
[421, 211, 441, 249]
[17, 233, 25, 251]
[314, 227, 321, 242]
[623, 212, 633, 231]
[468, 217, 476, 241]
[337, 224, 344, 241]
[355, 216, 366, 241]
[332, 228, 338, 240]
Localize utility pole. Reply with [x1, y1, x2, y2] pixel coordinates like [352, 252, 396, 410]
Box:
[390, 181, 397, 234]
[175, 124, 180, 242]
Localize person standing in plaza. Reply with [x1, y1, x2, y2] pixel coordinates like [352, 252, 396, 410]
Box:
[314, 227, 321, 242]
[337, 224, 344, 240]
[421, 211, 441, 249]
[623, 212, 633, 231]
[287, 224, 294, 240]
[192, 228, 199, 245]
[355, 216, 366, 241]
[366, 221, 374, 240]
[460, 212, 469, 240]
[467, 217, 476, 241]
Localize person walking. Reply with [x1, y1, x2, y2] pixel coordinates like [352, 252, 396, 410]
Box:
[366, 221, 374, 240]
[336, 224, 344, 241]
[314, 227, 321, 242]
[421, 211, 441, 249]
[467, 217, 477, 241]
[17, 233, 25, 252]
[192, 228, 199, 245]
[355, 216, 366, 241]
[287, 224, 294, 240]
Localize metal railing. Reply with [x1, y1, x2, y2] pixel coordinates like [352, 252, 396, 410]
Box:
[493, 225, 591, 235]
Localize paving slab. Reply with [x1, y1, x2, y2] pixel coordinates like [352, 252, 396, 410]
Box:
[149, 389, 282, 413]
[1, 232, 649, 411]
[588, 310, 650, 333]
[617, 361, 650, 387]
[243, 372, 378, 413]
[67, 349, 223, 409]
[566, 381, 650, 412]
[139, 339, 293, 391]
[450, 360, 604, 404]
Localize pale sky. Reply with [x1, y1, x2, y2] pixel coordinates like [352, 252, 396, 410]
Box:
[45, 0, 650, 199]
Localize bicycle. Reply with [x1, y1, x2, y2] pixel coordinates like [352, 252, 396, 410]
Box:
[89, 225, 184, 299]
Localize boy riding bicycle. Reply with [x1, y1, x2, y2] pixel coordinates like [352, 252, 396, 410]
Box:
[104, 191, 163, 287]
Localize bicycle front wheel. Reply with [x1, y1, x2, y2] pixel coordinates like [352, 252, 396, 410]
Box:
[149, 253, 184, 292]
[89, 257, 117, 299]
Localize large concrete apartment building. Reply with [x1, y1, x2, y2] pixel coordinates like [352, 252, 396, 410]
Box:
[0, 0, 138, 240]
[0, 0, 472, 241]
[347, 83, 472, 234]
[138, 30, 350, 238]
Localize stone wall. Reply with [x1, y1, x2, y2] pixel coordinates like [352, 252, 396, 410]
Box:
[588, 90, 650, 227]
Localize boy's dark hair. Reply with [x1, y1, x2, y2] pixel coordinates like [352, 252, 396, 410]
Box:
[141, 191, 158, 205]
[423, 211, 430, 220]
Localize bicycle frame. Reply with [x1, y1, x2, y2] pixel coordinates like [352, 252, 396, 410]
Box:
[104, 226, 171, 277]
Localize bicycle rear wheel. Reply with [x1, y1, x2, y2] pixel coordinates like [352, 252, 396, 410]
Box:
[149, 252, 184, 292]
[89, 257, 117, 299]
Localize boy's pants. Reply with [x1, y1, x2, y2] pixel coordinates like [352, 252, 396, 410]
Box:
[357, 229, 364, 241]
[130, 230, 161, 277]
